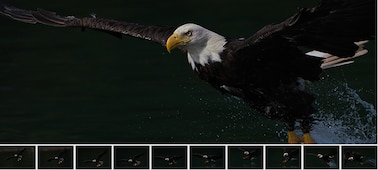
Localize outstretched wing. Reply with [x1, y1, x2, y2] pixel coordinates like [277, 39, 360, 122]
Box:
[58, 149, 67, 157]
[96, 150, 108, 160]
[117, 159, 129, 162]
[208, 155, 222, 159]
[306, 153, 318, 157]
[17, 148, 26, 155]
[133, 152, 145, 159]
[289, 148, 300, 156]
[154, 156, 166, 160]
[172, 155, 184, 160]
[237, 148, 247, 152]
[193, 153, 204, 158]
[84, 160, 93, 163]
[242, 0, 374, 58]
[226, 0, 374, 84]
[0, 1, 175, 46]
[6, 156, 14, 160]
[327, 150, 337, 157]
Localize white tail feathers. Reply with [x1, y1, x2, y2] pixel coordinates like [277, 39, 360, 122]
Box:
[306, 41, 369, 69]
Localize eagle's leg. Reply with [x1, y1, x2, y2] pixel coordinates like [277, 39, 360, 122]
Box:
[286, 122, 303, 144]
[302, 119, 316, 144]
[303, 133, 315, 144]
[288, 131, 303, 144]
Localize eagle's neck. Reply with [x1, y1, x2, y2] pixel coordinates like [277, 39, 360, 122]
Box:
[186, 32, 227, 70]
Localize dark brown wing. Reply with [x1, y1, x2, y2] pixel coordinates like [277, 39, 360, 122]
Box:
[117, 159, 128, 162]
[96, 150, 108, 160]
[133, 152, 145, 159]
[84, 160, 93, 163]
[208, 155, 222, 160]
[47, 157, 56, 162]
[0, 1, 175, 46]
[237, 148, 247, 152]
[154, 156, 166, 160]
[17, 148, 26, 155]
[171, 155, 184, 160]
[240, 0, 374, 57]
[6, 156, 14, 160]
[58, 149, 67, 157]
[327, 150, 337, 157]
[306, 153, 318, 157]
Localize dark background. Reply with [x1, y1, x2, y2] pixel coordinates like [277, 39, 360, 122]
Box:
[0, 0, 376, 144]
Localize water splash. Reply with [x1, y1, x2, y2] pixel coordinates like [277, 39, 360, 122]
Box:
[328, 160, 337, 168]
[364, 159, 377, 167]
[310, 81, 376, 143]
[222, 97, 285, 142]
[189, 74, 376, 143]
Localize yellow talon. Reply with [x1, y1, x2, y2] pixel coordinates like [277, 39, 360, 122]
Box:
[288, 131, 303, 144]
[303, 133, 316, 144]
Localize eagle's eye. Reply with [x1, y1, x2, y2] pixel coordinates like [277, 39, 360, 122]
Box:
[184, 31, 192, 37]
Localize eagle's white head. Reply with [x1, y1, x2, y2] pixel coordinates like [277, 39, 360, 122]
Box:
[166, 23, 227, 70]
[317, 154, 323, 159]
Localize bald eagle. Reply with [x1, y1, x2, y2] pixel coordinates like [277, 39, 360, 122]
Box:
[0, 0, 375, 143]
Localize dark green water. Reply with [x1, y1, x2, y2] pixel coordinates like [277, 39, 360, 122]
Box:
[0, 0, 376, 144]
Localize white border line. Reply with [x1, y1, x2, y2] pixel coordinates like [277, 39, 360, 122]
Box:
[73, 145, 76, 170]
[263, 144, 266, 170]
[149, 145, 152, 170]
[187, 145, 190, 170]
[339, 145, 342, 170]
[35, 145, 38, 169]
[225, 145, 228, 170]
[111, 145, 114, 170]
[0, 144, 377, 170]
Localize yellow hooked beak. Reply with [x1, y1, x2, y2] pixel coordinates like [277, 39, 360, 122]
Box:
[166, 33, 191, 53]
